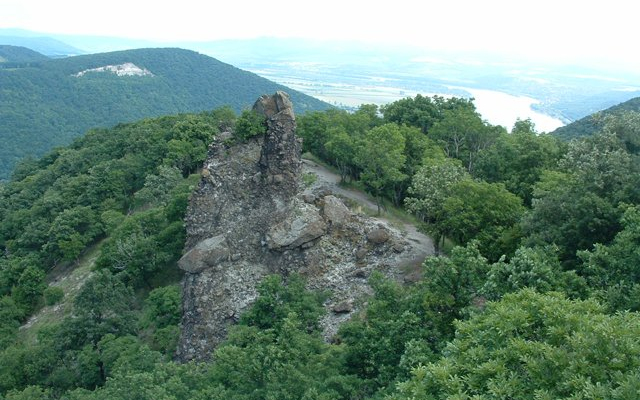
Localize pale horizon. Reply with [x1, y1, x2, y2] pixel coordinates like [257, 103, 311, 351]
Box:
[2, 0, 640, 73]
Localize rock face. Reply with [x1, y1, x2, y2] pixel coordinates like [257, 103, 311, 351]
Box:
[266, 202, 327, 250]
[177, 92, 429, 362]
[178, 235, 229, 273]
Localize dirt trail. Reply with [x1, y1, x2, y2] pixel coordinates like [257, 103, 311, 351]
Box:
[302, 159, 435, 260]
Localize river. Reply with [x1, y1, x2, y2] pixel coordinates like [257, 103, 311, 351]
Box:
[249, 69, 565, 133]
[314, 85, 566, 133]
[456, 87, 565, 133]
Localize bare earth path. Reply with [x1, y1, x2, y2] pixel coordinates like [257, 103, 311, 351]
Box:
[302, 159, 435, 268]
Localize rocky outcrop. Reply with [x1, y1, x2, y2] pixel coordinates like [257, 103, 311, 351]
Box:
[74, 62, 154, 77]
[178, 235, 229, 273]
[258, 92, 300, 196]
[177, 92, 431, 362]
[266, 201, 327, 250]
[322, 195, 352, 226]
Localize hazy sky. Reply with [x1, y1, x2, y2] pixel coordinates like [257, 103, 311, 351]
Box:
[1, 0, 638, 70]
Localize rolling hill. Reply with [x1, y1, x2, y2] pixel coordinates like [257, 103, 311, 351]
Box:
[552, 96, 640, 139]
[0, 45, 49, 64]
[0, 47, 331, 180]
[0, 29, 84, 57]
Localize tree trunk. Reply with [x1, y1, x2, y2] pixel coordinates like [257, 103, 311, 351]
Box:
[98, 360, 106, 384]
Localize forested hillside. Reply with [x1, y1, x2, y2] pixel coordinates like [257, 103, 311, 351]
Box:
[553, 96, 640, 139]
[0, 32, 83, 58]
[0, 45, 49, 64]
[1, 94, 639, 399]
[0, 47, 330, 180]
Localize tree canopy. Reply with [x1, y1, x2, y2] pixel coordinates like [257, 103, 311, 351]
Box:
[1, 94, 640, 400]
[391, 290, 640, 400]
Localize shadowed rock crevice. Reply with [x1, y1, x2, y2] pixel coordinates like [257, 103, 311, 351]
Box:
[177, 92, 430, 362]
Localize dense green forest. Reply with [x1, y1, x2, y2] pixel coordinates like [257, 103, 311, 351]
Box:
[0, 45, 49, 64]
[1, 94, 640, 399]
[0, 47, 330, 181]
[552, 96, 640, 139]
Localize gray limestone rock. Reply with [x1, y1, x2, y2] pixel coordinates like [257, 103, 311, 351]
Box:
[178, 235, 229, 273]
[355, 247, 368, 261]
[322, 195, 352, 226]
[367, 228, 390, 244]
[256, 91, 301, 198]
[332, 299, 354, 313]
[253, 90, 294, 119]
[266, 202, 327, 250]
[302, 193, 316, 204]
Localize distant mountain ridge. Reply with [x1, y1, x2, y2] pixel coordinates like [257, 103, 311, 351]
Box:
[0, 29, 84, 57]
[0, 47, 331, 180]
[4, 29, 640, 131]
[0, 45, 49, 63]
[552, 96, 640, 139]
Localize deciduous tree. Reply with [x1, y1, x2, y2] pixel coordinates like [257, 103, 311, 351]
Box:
[441, 179, 525, 260]
[390, 290, 640, 400]
[355, 124, 406, 214]
[405, 158, 468, 253]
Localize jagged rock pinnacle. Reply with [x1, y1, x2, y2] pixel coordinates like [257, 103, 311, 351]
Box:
[176, 92, 429, 362]
[252, 90, 295, 120]
[255, 91, 302, 195]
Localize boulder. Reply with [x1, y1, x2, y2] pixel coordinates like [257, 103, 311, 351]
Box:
[392, 241, 405, 253]
[355, 247, 368, 261]
[178, 235, 229, 273]
[302, 193, 316, 204]
[367, 228, 390, 244]
[322, 195, 351, 226]
[266, 203, 327, 250]
[332, 300, 354, 314]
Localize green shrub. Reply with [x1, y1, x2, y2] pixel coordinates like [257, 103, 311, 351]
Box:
[233, 110, 266, 141]
[43, 286, 64, 306]
[389, 289, 640, 400]
[141, 286, 181, 329]
[302, 172, 317, 187]
[151, 325, 180, 354]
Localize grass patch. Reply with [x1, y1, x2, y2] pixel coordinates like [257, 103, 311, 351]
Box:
[302, 172, 317, 187]
[19, 242, 104, 343]
[21, 241, 185, 344]
[301, 152, 324, 164]
[361, 201, 418, 228]
[43, 287, 64, 306]
[342, 189, 420, 230]
[302, 152, 343, 175]
[338, 179, 366, 192]
[383, 202, 421, 225]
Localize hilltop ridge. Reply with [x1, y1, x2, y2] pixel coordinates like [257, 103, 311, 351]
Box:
[0, 47, 331, 180]
[0, 44, 49, 63]
[552, 96, 640, 139]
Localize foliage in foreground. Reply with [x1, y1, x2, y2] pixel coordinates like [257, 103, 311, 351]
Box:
[390, 290, 640, 400]
[1, 96, 640, 399]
